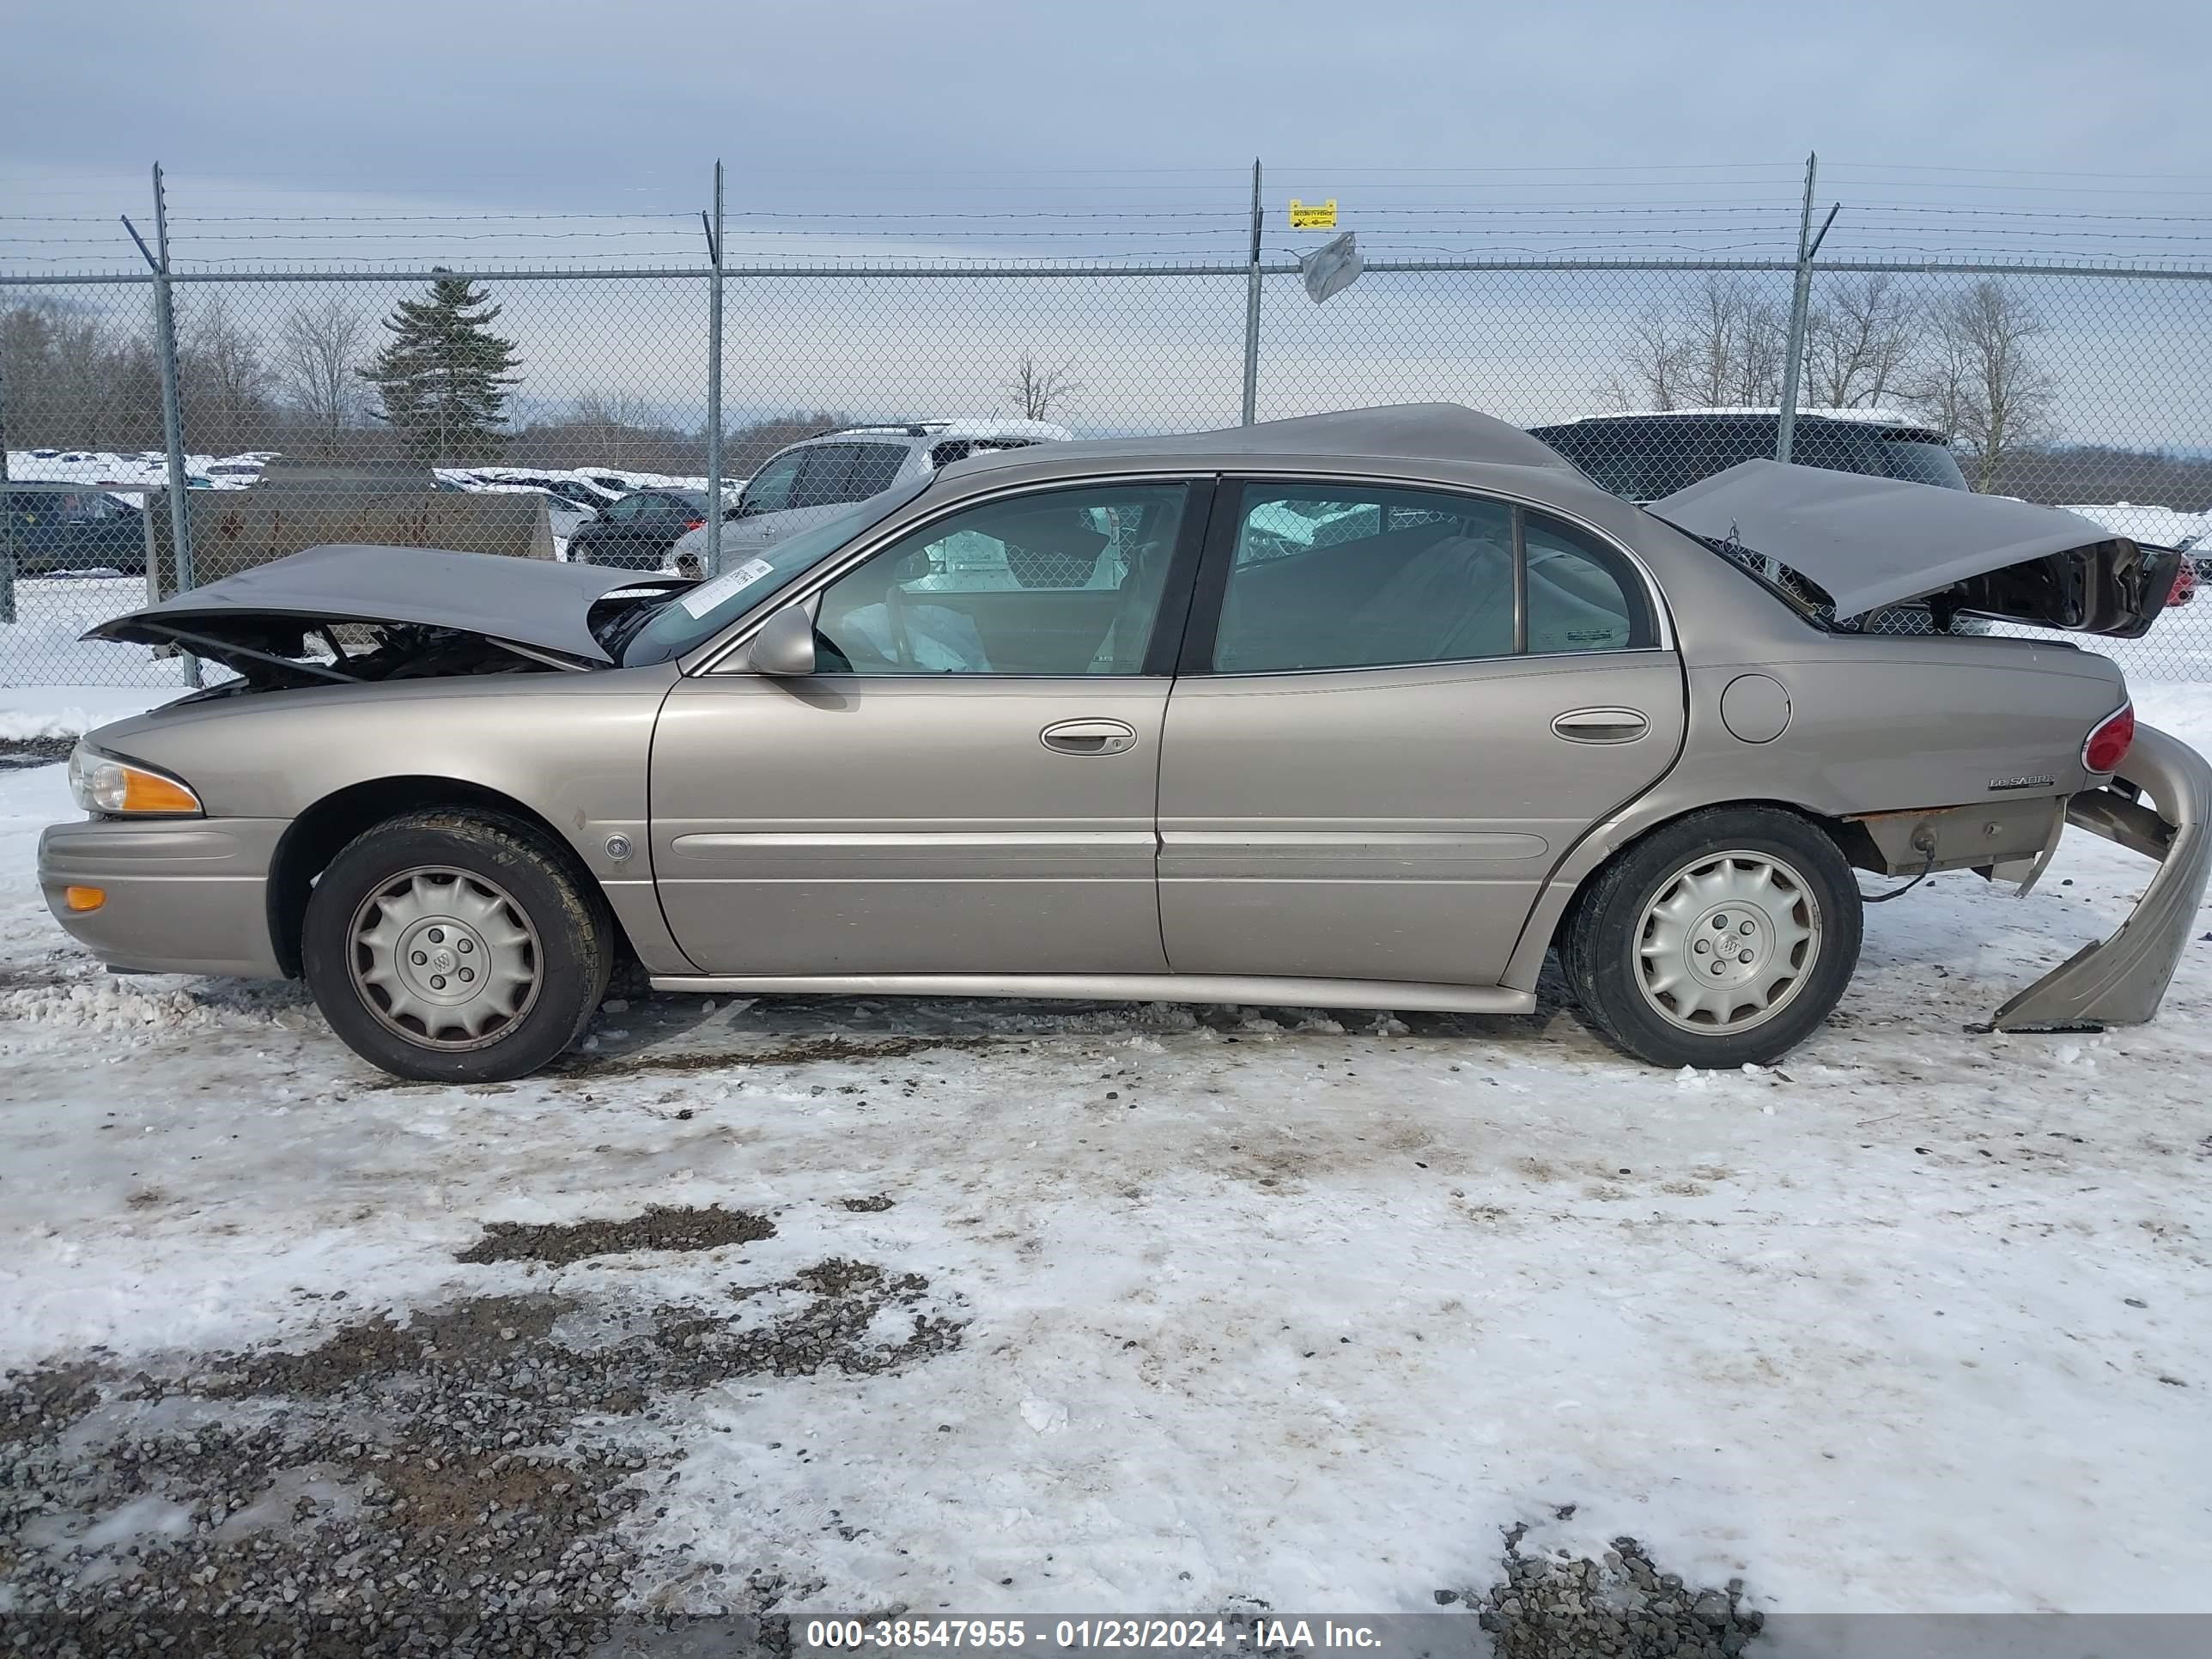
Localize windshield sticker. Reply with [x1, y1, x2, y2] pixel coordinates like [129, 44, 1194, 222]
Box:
[675, 557, 777, 619]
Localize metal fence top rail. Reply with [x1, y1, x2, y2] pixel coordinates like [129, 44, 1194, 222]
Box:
[9, 257, 2212, 286]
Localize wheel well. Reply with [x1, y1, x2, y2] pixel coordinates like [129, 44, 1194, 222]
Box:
[1553, 798, 1857, 939]
[265, 776, 635, 978]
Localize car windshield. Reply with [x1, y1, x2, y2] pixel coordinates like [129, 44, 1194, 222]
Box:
[1875, 439, 1970, 489]
[617, 477, 931, 665]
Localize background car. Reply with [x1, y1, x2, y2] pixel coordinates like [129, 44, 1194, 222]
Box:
[668, 418, 1070, 578]
[563, 488, 711, 569]
[2, 488, 148, 575]
[1527, 408, 1969, 501]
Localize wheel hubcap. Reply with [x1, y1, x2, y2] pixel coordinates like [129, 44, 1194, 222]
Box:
[349, 867, 540, 1049]
[1633, 849, 1820, 1034]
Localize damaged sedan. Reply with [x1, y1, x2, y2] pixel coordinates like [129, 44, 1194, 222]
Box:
[38, 405, 2211, 1081]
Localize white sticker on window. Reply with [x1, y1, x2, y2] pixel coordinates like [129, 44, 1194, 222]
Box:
[675, 556, 777, 619]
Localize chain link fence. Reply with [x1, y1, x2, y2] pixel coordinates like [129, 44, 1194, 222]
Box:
[7, 241, 2211, 688]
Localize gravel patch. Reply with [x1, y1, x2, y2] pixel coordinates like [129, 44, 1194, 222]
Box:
[1471, 1526, 1766, 1657]
[453, 1205, 777, 1267]
[0, 736, 73, 770]
[1, 1259, 965, 1656]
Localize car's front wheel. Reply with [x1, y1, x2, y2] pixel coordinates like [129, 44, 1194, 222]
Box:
[1558, 805, 1863, 1069]
[301, 811, 611, 1082]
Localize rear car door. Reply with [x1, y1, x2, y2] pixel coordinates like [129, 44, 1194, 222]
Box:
[651, 478, 1209, 975]
[1157, 478, 1686, 985]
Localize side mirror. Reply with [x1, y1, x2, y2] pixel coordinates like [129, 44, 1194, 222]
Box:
[746, 602, 817, 678]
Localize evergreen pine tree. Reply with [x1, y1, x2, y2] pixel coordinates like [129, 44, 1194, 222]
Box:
[358, 274, 520, 462]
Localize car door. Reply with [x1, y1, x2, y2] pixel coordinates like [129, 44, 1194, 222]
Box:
[573, 491, 648, 564]
[1157, 478, 1686, 986]
[651, 477, 1210, 975]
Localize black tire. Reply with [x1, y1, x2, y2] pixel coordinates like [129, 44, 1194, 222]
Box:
[1557, 805, 1862, 1069]
[301, 810, 611, 1082]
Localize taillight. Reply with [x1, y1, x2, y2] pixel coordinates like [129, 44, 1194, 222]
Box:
[684, 519, 705, 531]
[2083, 702, 2134, 775]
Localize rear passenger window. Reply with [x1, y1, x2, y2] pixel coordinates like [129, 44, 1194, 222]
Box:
[848, 444, 908, 496]
[793, 446, 862, 508]
[1212, 485, 1652, 673]
[1522, 511, 1646, 654]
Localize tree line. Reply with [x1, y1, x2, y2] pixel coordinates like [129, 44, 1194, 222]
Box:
[1601, 273, 2071, 492]
[4, 274, 2205, 507]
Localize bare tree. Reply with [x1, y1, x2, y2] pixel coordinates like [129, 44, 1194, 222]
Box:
[1006, 356, 1082, 422]
[273, 295, 367, 457]
[1600, 302, 1688, 410]
[1805, 273, 1917, 410]
[179, 294, 275, 457]
[1905, 280, 2057, 490]
[1600, 275, 1786, 410]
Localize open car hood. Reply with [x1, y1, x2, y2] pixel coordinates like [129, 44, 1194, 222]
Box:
[1650, 460, 2181, 636]
[85, 544, 684, 672]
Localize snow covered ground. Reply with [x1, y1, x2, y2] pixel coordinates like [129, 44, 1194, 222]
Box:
[1, 687, 2209, 1635]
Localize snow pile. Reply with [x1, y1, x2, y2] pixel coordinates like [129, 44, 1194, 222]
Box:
[0, 970, 314, 1037]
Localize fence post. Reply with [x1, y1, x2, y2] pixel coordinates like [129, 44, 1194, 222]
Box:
[1775, 152, 1838, 467]
[705, 158, 726, 579]
[0, 349, 15, 626]
[1241, 159, 1262, 425]
[123, 162, 199, 685]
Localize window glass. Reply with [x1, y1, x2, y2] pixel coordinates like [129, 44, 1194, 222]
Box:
[1522, 511, 1645, 653]
[1213, 486, 1650, 672]
[848, 444, 908, 497]
[793, 446, 862, 508]
[741, 453, 805, 515]
[812, 484, 1188, 676]
[600, 494, 646, 522]
[1215, 486, 1517, 672]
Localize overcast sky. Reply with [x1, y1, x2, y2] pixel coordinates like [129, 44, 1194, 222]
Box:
[5, 0, 2208, 447]
[5, 0, 2206, 219]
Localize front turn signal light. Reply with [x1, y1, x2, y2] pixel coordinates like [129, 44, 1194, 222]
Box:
[64, 886, 106, 913]
[68, 744, 204, 817]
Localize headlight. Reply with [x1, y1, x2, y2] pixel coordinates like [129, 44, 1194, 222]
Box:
[67, 744, 204, 817]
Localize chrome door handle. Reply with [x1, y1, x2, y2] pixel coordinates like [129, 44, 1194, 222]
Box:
[1041, 718, 1138, 756]
[1552, 707, 1650, 744]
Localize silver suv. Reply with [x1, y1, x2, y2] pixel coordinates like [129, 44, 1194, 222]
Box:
[667, 418, 1069, 576]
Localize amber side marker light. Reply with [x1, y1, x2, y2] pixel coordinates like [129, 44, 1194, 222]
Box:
[118, 769, 202, 814]
[64, 886, 106, 913]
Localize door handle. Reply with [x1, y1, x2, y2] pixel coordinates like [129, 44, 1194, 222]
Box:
[1041, 718, 1138, 756]
[1552, 707, 1650, 744]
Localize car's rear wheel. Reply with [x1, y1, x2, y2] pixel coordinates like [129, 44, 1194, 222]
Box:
[1558, 806, 1862, 1069]
[301, 811, 611, 1082]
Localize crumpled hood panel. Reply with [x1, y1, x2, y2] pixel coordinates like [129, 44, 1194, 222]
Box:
[85, 543, 683, 665]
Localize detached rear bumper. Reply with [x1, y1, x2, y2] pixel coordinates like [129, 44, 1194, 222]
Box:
[38, 816, 289, 979]
[1992, 721, 2211, 1030]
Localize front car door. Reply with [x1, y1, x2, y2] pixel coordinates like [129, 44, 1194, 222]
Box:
[1158, 477, 1686, 986]
[650, 477, 1209, 975]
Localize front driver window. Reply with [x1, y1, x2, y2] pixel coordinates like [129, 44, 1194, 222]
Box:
[812, 484, 1189, 676]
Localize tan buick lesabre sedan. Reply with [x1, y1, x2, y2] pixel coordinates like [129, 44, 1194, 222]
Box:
[39, 407, 2209, 1081]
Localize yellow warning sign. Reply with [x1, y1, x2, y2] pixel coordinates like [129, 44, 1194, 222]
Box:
[1289, 198, 1338, 230]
